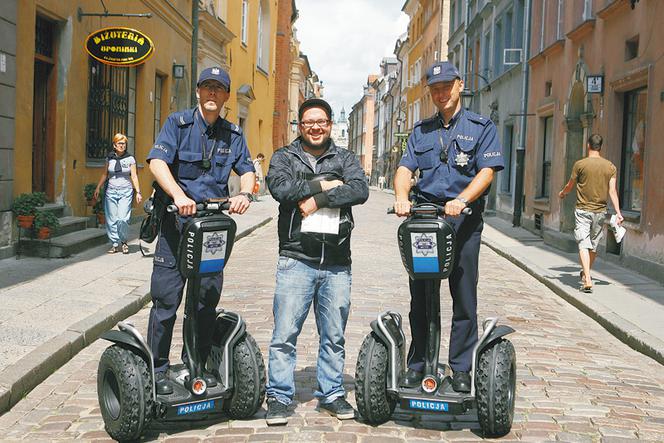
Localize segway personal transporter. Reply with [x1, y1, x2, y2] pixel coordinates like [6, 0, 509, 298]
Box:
[355, 203, 516, 437]
[97, 201, 266, 441]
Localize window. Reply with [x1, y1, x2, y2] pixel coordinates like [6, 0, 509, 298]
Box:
[483, 31, 491, 79]
[504, 10, 513, 52]
[620, 87, 647, 213]
[583, 0, 593, 20]
[501, 125, 514, 193]
[241, 0, 248, 45]
[515, 0, 525, 50]
[86, 58, 136, 161]
[256, 0, 270, 71]
[540, 116, 553, 198]
[216, 0, 227, 22]
[154, 74, 164, 142]
[625, 35, 639, 61]
[413, 100, 421, 124]
[494, 19, 503, 76]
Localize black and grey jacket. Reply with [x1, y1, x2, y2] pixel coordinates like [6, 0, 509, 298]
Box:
[266, 138, 369, 266]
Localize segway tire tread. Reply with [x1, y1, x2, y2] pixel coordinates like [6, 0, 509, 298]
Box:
[223, 333, 266, 419]
[355, 332, 396, 424]
[475, 338, 516, 437]
[98, 344, 153, 441]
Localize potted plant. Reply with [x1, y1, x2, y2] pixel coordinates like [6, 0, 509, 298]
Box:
[12, 192, 47, 228]
[93, 186, 106, 226]
[84, 183, 97, 206]
[34, 210, 60, 239]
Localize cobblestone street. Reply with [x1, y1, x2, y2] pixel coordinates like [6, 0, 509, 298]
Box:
[0, 191, 663, 442]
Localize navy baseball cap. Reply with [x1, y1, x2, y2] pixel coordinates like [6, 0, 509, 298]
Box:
[298, 98, 333, 121]
[197, 66, 230, 91]
[426, 61, 461, 85]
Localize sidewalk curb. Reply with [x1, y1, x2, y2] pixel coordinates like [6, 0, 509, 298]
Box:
[0, 215, 273, 415]
[481, 235, 664, 366]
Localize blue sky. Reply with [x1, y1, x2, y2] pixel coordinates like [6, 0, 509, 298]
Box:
[295, 0, 409, 119]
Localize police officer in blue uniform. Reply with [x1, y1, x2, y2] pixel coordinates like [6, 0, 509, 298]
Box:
[393, 61, 504, 393]
[146, 67, 256, 395]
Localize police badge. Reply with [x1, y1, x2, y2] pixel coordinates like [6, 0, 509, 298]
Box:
[456, 151, 470, 167]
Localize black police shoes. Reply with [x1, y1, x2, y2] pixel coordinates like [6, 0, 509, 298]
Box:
[155, 371, 174, 395]
[399, 368, 424, 388]
[452, 371, 471, 393]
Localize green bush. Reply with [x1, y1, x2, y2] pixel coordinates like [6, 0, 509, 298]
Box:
[34, 211, 60, 230]
[11, 192, 46, 216]
[84, 183, 97, 201]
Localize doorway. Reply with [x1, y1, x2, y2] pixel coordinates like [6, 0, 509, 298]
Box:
[561, 81, 585, 233]
[32, 15, 56, 200]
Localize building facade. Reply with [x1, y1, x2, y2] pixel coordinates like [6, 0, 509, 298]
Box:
[272, 0, 297, 151]
[7, 0, 278, 256]
[371, 58, 399, 185]
[403, 0, 450, 129]
[330, 107, 349, 150]
[447, 0, 527, 217]
[0, 1, 17, 254]
[348, 75, 377, 177]
[525, 0, 664, 281]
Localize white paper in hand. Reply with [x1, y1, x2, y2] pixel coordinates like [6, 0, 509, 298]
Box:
[301, 207, 340, 235]
[610, 214, 626, 243]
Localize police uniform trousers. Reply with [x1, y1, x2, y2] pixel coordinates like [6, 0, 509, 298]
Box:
[147, 213, 223, 374]
[406, 210, 483, 373]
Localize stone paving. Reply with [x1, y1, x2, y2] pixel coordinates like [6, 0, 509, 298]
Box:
[0, 191, 663, 442]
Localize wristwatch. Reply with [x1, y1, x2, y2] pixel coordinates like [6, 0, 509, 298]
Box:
[239, 192, 253, 202]
[456, 196, 469, 206]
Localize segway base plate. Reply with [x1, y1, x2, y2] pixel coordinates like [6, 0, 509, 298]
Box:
[398, 377, 475, 415]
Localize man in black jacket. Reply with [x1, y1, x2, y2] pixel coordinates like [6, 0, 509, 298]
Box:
[264, 98, 369, 425]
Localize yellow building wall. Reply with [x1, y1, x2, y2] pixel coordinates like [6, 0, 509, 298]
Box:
[14, 0, 277, 216]
[223, 0, 277, 166]
[406, 6, 424, 128]
[15, 0, 192, 215]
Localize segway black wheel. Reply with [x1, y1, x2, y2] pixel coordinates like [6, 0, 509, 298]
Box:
[97, 344, 153, 442]
[223, 333, 266, 419]
[475, 338, 516, 437]
[355, 332, 396, 424]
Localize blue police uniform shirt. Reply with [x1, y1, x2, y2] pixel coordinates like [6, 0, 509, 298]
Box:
[147, 107, 255, 202]
[399, 108, 504, 202]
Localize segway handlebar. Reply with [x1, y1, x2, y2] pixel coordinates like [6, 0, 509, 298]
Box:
[387, 203, 472, 216]
[167, 200, 231, 214]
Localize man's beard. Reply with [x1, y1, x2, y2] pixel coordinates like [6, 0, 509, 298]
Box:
[302, 136, 331, 152]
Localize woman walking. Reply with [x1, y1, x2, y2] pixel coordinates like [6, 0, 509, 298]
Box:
[94, 133, 142, 254]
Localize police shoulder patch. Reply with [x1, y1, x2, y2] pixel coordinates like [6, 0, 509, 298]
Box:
[221, 119, 243, 135]
[173, 108, 195, 127]
[464, 110, 490, 126]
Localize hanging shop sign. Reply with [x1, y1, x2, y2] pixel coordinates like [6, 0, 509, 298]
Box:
[85, 27, 154, 67]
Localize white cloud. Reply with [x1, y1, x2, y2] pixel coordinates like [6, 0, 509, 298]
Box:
[295, 0, 408, 118]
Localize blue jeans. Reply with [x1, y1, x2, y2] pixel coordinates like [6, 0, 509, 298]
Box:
[267, 256, 351, 405]
[104, 186, 133, 246]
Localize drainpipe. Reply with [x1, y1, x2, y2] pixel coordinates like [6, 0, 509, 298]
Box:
[463, 0, 470, 88]
[513, 0, 532, 227]
[190, 0, 199, 107]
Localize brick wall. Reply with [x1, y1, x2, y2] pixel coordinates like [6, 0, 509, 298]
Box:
[272, 0, 294, 151]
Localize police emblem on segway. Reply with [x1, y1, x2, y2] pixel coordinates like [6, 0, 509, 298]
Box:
[411, 233, 440, 273]
[203, 232, 226, 254]
[200, 231, 228, 273]
[412, 233, 437, 256]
